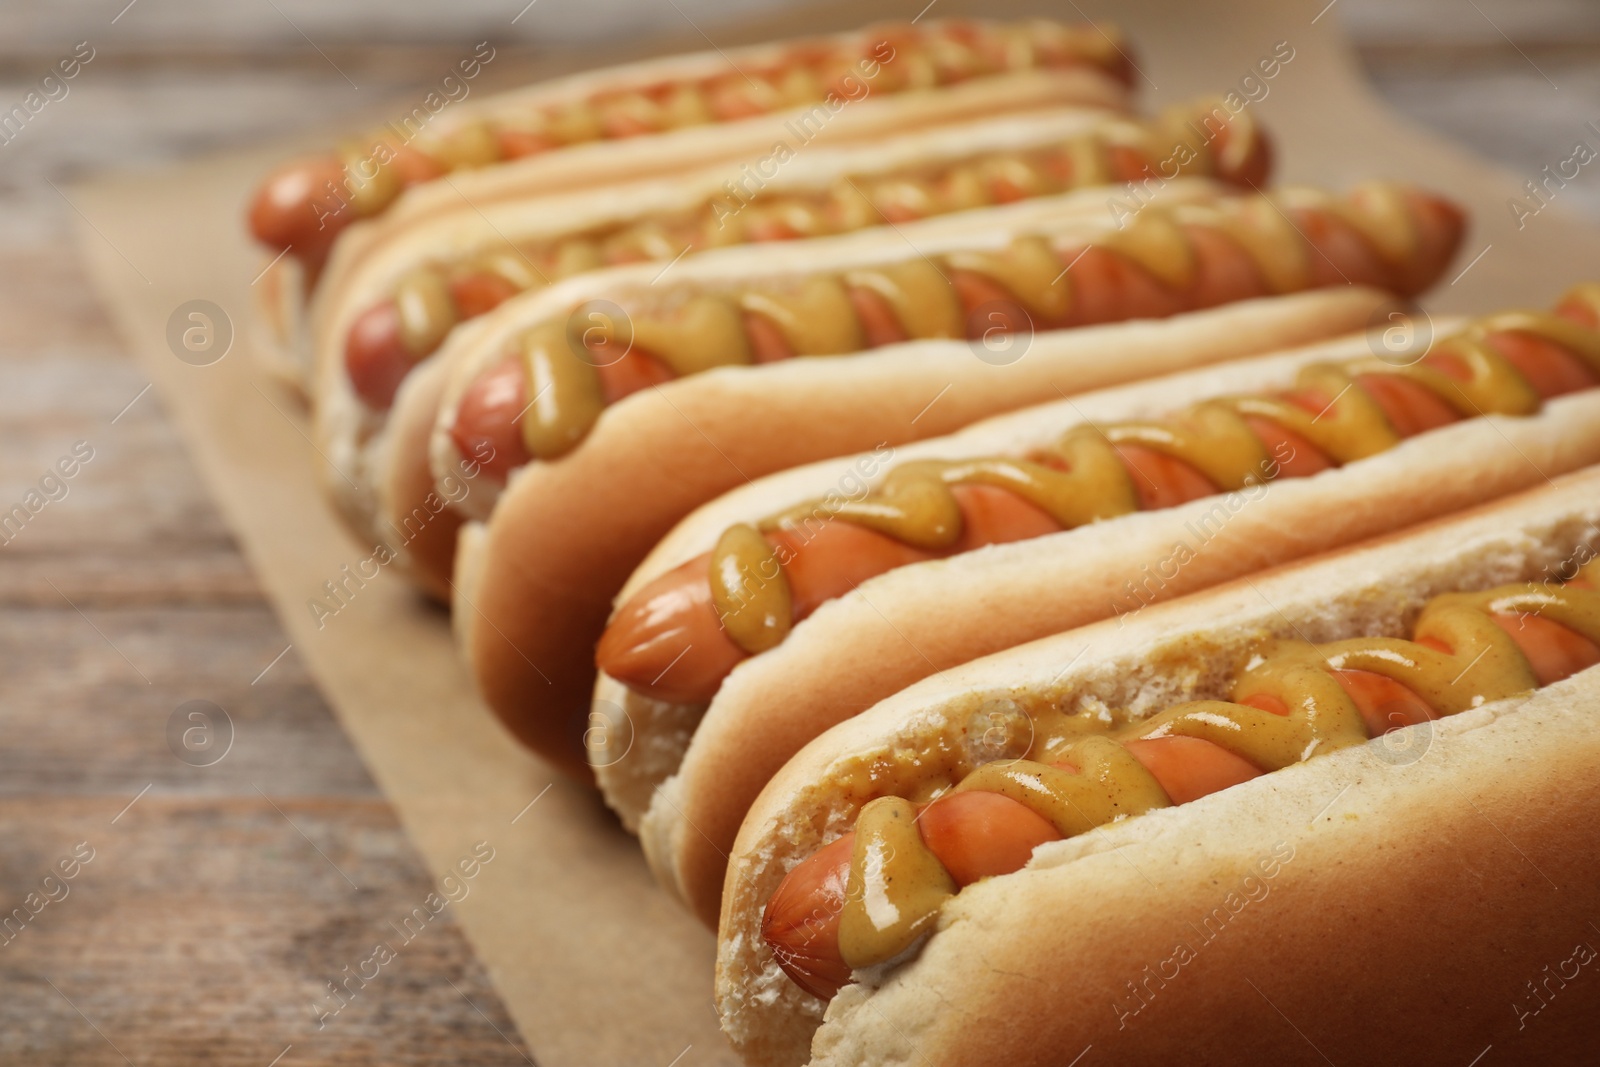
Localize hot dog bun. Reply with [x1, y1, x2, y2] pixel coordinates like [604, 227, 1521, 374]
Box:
[715, 466, 1600, 1067]
[454, 284, 1390, 780]
[253, 19, 1135, 384]
[607, 301, 1600, 928]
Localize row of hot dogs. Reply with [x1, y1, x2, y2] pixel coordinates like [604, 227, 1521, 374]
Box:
[247, 17, 1600, 1066]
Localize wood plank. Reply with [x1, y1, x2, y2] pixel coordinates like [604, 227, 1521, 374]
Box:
[0, 796, 533, 1067]
[0, 70, 539, 1058]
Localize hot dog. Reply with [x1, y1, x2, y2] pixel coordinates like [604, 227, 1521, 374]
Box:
[713, 467, 1600, 1067]
[763, 574, 1600, 999]
[447, 180, 1461, 782]
[248, 18, 1137, 386]
[600, 293, 1599, 705]
[437, 182, 1459, 514]
[593, 286, 1600, 928]
[316, 102, 1273, 582]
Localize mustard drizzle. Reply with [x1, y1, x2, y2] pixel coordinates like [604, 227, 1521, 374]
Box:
[835, 564, 1600, 969]
[713, 298, 1600, 655]
[334, 20, 1131, 222]
[362, 96, 1260, 374]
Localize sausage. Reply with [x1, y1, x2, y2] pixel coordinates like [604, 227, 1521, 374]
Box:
[1054, 245, 1186, 327]
[248, 149, 445, 266]
[450, 271, 521, 319]
[915, 790, 1064, 886]
[949, 270, 1032, 337]
[593, 553, 746, 707]
[344, 301, 411, 411]
[449, 358, 533, 484]
[1123, 735, 1264, 804]
[762, 790, 1068, 1000]
[760, 834, 854, 1000]
[1330, 669, 1438, 737]
[347, 272, 510, 413]
[1114, 443, 1218, 511]
[764, 735, 1269, 998]
[448, 341, 676, 487]
[1211, 118, 1274, 190]
[1243, 416, 1335, 478]
[247, 156, 349, 269]
[847, 285, 911, 347]
[597, 518, 936, 705]
[763, 586, 1597, 1000]
[1483, 329, 1599, 399]
[1489, 611, 1600, 686]
[594, 345, 676, 403]
[744, 311, 796, 363]
[1353, 373, 1460, 438]
[495, 127, 559, 160]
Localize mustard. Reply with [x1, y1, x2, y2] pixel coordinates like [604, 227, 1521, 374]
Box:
[711, 301, 1600, 654]
[832, 565, 1600, 970]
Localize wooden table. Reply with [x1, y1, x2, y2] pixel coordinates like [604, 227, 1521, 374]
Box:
[1, 1, 1595, 1063]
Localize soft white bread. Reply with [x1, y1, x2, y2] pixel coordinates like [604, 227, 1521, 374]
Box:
[717, 467, 1600, 1066]
[257, 21, 1132, 384]
[249, 252, 307, 395]
[371, 352, 470, 600]
[617, 327, 1600, 928]
[455, 286, 1386, 781]
[313, 305, 502, 559]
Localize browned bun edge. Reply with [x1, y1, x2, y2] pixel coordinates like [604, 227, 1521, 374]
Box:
[451, 517, 489, 662]
[640, 347, 1600, 929]
[717, 467, 1600, 1066]
[462, 285, 1386, 783]
[374, 353, 465, 601]
[248, 254, 308, 392]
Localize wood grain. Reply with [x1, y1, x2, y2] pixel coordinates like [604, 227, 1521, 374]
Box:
[2, 1, 1597, 1064]
[0, 48, 534, 1060]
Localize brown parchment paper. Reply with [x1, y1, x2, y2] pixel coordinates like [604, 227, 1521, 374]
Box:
[71, 0, 1600, 1064]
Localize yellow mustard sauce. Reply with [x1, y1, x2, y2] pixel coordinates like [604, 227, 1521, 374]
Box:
[710, 300, 1600, 651]
[835, 563, 1600, 969]
[838, 796, 957, 969]
[366, 97, 1250, 369]
[709, 523, 792, 654]
[516, 319, 607, 459]
[739, 277, 865, 355]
